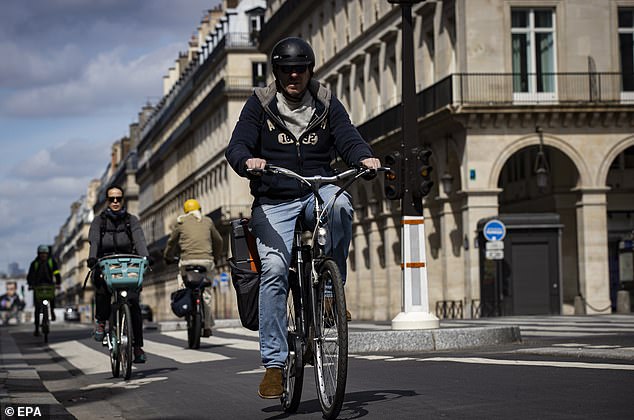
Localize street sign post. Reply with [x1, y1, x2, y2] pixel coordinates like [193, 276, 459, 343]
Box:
[483, 219, 506, 242]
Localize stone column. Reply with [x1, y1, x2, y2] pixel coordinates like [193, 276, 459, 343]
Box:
[575, 187, 611, 314]
[461, 189, 501, 318]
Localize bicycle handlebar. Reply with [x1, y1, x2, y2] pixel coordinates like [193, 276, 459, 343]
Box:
[247, 164, 390, 187]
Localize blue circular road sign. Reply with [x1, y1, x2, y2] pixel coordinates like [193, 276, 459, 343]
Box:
[483, 219, 506, 241]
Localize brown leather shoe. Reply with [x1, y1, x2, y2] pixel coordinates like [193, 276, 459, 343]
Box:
[258, 367, 283, 399]
[202, 328, 212, 337]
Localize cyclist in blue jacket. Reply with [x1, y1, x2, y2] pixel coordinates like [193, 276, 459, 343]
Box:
[226, 37, 380, 399]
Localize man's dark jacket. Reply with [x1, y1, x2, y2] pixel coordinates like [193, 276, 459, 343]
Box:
[225, 80, 373, 206]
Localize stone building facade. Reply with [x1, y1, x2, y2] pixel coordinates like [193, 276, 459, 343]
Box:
[135, 0, 266, 321]
[258, 0, 634, 318]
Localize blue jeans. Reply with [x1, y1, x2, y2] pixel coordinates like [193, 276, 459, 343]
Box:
[250, 184, 353, 368]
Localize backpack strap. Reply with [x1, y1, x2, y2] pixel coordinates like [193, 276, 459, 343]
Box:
[124, 214, 136, 254]
[99, 213, 107, 255]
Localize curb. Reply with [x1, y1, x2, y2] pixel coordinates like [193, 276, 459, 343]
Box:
[349, 326, 522, 353]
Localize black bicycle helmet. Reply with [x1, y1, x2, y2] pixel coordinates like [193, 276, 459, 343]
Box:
[270, 37, 315, 73]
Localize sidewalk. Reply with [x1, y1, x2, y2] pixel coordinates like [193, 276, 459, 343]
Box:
[158, 317, 522, 353]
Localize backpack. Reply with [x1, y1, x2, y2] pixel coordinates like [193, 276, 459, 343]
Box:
[100, 213, 136, 254]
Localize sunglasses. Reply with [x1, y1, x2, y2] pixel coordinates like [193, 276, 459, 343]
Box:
[279, 65, 308, 74]
[108, 196, 123, 203]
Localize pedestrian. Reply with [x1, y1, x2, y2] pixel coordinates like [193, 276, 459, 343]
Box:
[225, 37, 380, 398]
[0, 281, 25, 325]
[163, 198, 223, 337]
[86, 185, 150, 363]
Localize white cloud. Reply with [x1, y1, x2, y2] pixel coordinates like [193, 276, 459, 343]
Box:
[1, 44, 179, 117]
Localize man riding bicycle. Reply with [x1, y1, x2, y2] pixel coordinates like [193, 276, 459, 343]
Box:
[163, 198, 223, 337]
[87, 185, 150, 363]
[225, 37, 380, 399]
[26, 245, 61, 336]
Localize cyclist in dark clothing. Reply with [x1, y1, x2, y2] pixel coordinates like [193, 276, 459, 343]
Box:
[26, 245, 61, 336]
[226, 37, 380, 398]
[87, 185, 150, 363]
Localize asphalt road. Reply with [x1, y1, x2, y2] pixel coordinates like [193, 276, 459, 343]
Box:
[4, 317, 634, 420]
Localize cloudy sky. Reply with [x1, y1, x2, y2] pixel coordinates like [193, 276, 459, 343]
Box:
[0, 0, 219, 274]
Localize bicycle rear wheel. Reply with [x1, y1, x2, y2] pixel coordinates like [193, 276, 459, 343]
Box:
[119, 304, 133, 380]
[313, 259, 348, 420]
[109, 309, 120, 378]
[282, 270, 304, 413]
[187, 302, 202, 349]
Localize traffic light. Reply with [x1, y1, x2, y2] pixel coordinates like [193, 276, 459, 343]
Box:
[384, 152, 403, 200]
[411, 147, 434, 198]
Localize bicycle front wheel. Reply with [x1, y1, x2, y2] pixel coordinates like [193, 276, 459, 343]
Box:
[313, 259, 348, 420]
[109, 310, 120, 378]
[119, 304, 133, 380]
[282, 271, 304, 413]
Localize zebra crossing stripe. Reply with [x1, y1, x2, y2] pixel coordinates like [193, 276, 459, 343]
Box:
[162, 330, 260, 351]
[418, 356, 634, 371]
[49, 340, 113, 375]
[142, 339, 231, 363]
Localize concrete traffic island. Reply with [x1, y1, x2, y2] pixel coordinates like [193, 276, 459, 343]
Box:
[349, 326, 522, 353]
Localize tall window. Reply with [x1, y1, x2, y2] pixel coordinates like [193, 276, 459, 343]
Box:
[619, 9, 634, 92]
[511, 8, 556, 101]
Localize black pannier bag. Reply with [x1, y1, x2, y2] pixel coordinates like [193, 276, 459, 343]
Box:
[228, 258, 260, 331]
[170, 288, 193, 318]
[229, 218, 261, 331]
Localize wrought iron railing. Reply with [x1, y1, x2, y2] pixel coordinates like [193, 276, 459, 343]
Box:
[358, 72, 633, 143]
[452, 72, 633, 105]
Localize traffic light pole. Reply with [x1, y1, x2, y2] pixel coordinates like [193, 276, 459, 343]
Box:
[389, 0, 439, 330]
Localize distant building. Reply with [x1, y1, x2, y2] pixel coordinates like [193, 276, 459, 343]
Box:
[7, 262, 25, 277]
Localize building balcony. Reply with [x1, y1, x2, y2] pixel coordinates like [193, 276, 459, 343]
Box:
[358, 72, 634, 143]
[139, 32, 259, 149]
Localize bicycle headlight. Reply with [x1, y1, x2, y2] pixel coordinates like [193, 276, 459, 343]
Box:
[317, 227, 327, 246]
[42, 299, 49, 306]
[120, 290, 128, 298]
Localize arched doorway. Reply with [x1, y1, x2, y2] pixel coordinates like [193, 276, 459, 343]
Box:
[606, 145, 634, 311]
[496, 144, 581, 314]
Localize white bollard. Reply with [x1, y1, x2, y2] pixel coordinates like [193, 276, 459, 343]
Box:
[392, 215, 439, 330]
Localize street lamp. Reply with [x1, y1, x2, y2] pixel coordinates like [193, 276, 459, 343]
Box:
[441, 135, 454, 195]
[534, 126, 550, 189]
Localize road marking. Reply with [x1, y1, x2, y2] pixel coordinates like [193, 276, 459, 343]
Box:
[143, 339, 231, 363]
[162, 330, 260, 351]
[353, 355, 394, 360]
[385, 357, 418, 362]
[49, 340, 112, 375]
[418, 357, 634, 371]
[216, 327, 260, 338]
[237, 367, 266, 375]
[80, 376, 168, 390]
